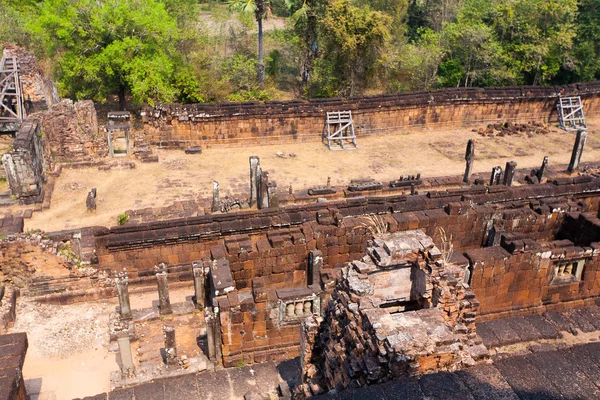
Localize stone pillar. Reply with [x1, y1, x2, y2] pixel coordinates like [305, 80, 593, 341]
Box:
[156, 271, 172, 315]
[463, 140, 475, 184]
[258, 170, 269, 209]
[568, 130, 587, 173]
[249, 156, 260, 207]
[267, 181, 279, 208]
[503, 161, 517, 186]
[205, 309, 221, 362]
[308, 250, 323, 286]
[192, 261, 205, 310]
[211, 181, 220, 212]
[115, 270, 132, 320]
[117, 332, 135, 377]
[490, 166, 502, 186]
[163, 324, 178, 366]
[537, 156, 548, 182]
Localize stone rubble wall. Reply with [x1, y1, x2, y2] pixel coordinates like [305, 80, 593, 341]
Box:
[295, 243, 484, 397]
[143, 82, 600, 147]
[32, 99, 105, 164]
[3, 44, 58, 114]
[1, 120, 46, 203]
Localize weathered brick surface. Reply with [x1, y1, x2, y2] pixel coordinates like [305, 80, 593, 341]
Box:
[143, 83, 600, 147]
[0, 333, 28, 400]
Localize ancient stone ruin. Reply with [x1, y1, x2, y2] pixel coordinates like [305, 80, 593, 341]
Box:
[297, 230, 486, 396]
[2, 45, 600, 400]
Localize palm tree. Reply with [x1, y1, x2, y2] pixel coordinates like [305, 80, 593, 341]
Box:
[229, 0, 269, 88]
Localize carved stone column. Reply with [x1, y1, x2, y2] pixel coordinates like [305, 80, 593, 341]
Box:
[568, 130, 587, 173]
[115, 270, 132, 320]
[156, 271, 172, 315]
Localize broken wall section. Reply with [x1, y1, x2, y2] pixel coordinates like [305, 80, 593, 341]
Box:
[2, 120, 46, 203]
[32, 99, 104, 164]
[297, 231, 485, 397]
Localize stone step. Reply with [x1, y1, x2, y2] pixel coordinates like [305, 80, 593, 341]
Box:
[477, 304, 600, 349]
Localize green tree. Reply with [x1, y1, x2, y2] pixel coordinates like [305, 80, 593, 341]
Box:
[439, 0, 516, 87]
[492, 0, 578, 85]
[312, 0, 391, 97]
[399, 27, 444, 90]
[0, 1, 37, 49]
[286, 0, 325, 91]
[571, 0, 600, 81]
[30, 0, 197, 108]
[228, 0, 269, 88]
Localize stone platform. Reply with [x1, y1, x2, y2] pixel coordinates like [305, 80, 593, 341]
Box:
[476, 301, 600, 349]
[314, 341, 600, 400]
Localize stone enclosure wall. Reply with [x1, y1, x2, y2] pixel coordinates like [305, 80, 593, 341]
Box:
[143, 82, 600, 147]
[93, 178, 600, 367]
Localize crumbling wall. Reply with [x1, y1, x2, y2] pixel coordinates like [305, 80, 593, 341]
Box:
[32, 99, 104, 164]
[3, 44, 58, 114]
[89, 180, 600, 368]
[295, 231, 485, 397]
[2, 120, 46, 203]
[143, 82, 600, 147]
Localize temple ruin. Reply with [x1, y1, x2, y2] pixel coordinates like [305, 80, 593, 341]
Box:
[2, 45, 600, 400]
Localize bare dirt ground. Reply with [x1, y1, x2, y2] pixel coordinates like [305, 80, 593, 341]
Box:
[25, 119, 600, 232]
[11, 298, 117, 400]
[10, 287, 197, 400]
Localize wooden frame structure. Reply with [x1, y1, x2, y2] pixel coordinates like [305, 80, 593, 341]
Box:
[0, 56, 24, 123]
[324, 110, 358, 150]
[557, 96, 587, 131]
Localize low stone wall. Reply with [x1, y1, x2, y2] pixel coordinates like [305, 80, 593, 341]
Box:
[0, 286, 17, 332]
[143, 82, 600, 147]
[94, 177, 599, 275]
[91, 177, 600, 369]
[467, 229, 600, 317]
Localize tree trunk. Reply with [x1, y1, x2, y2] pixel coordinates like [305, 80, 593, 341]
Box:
[257, 14, 265, 88]
[118, 85, 126, 111]
[300, 17, 318, 92]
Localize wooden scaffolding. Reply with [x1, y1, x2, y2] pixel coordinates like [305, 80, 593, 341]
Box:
[0, 56, 25, 124]
[324, 110, 358, 150]
[557, 96, 587, 131]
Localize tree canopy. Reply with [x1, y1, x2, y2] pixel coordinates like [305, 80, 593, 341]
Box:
[1, 0, 599, 106]
[29, 0, 196, 108]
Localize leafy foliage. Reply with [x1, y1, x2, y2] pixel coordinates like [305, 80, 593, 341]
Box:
[0, 0, 599, 105]
[29, 0, 194, 107]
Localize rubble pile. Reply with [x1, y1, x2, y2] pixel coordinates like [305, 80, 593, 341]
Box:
[474, 121, 550, 137]
[297, 231, 488, 397]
